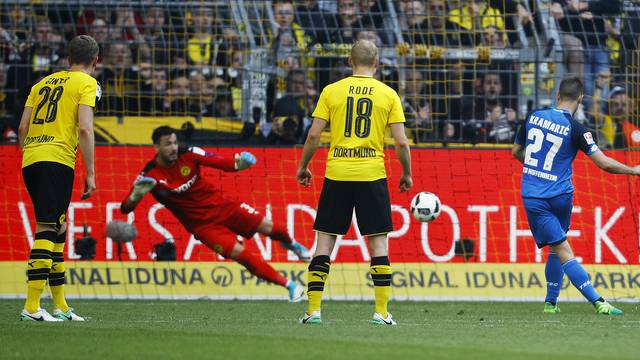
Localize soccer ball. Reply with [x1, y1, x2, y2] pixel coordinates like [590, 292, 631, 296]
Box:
[410, 192, 442, 223]
[105, 220, 138, 242]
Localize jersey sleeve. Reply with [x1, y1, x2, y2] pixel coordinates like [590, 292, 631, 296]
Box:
[388, 92, 406, 124]
[311, 87, 330, 121]
[570, 120, 600, 156]
[79, 78, 100, 107]
[186, 147, 236, 171]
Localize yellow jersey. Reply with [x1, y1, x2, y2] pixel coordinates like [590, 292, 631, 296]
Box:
[22, 70, 100, 169]
[312, 75, 405, 181]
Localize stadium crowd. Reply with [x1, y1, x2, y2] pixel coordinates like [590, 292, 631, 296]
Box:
[0, 0, 637, 147]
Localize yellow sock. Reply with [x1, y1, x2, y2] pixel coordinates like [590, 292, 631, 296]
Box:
[24, 233, 56, 313]
[49, 234, 68, 312]
[307, 255, 330, 314]
[370, 257, 392, 318]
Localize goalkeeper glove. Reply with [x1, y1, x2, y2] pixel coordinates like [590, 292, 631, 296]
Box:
[235, 151, 256, 170]
[128, 176, 157, 203]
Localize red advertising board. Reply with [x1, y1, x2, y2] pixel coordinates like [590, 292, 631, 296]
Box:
[1, 145, 638, 264]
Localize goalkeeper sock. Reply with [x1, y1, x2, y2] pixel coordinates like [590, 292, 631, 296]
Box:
[370, 256, 392, 318]
[49, 231, 68, 312]
[307, 255, 330, 314]
[562, 258, 600, 303]
[269, 223, 293, 245]
[24, 231, 56, 313]
[544, 252, 563, 305]
[235, 250, 288, 287]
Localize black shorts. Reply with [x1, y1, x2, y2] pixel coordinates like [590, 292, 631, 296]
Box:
[22, 161, 74, 231]
[313, 178, 393, 236]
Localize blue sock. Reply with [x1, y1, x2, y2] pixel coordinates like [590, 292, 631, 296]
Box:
[562, 259, 600, 303]
[545, 252, 564, 304]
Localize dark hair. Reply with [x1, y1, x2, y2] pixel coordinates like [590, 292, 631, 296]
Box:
[68, 35, 99, 66]
[152, 126, 176, 144]
[558, 76, 584, 101]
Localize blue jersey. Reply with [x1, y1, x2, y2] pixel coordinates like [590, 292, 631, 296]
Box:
[515, 107, 599, 198]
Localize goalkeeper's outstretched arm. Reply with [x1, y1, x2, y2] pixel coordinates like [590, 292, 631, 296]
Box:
[188, 147, 256, 171]
[120, 176, 157, 214]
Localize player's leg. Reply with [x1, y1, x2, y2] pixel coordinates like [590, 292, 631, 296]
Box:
[356, 178, 395, 325]
[544, 251, 563, 313]
[255, 218, 311, 262]
[550, 241, 622, 315]
[21, 162, 63, 321]
[196, 226, 300, 300]
[302, 179, 353, 324]
[43, 164, 83, 321]
[524, 197, 565, 314]
[302, 232, 337, 324]
[367, 235, 394, 325]
[49, 223, 84, 321]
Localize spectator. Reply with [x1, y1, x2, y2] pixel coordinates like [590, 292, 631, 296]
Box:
[295, 0, 338, 44]
[130, 60, 164, 115]
[486, 0, 534, 46]
[27, 17, 64, 79]
[99, 43, 136, 115]
[133, 6, 178, 66]
[402, 0, 465, 46]
[266, 69, 315, 144]
[163, 74, 198, 116]
[0, 60, 16, 142]
[448, 0, 507, 47]
[591, 84, 640, 149]
[271, 0, 314, 93]
[0, 4, 31, 62]
[186, 6, 230, 75]
[213, 86, 237, 118]
[463, 71, 516, 121]
[329, 0, 364, 43]
[551, 0, 622, 108]
[88, 17, 110, 56]
[485, 100, 516, 143]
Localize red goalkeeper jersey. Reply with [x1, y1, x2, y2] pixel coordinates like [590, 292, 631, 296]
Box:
[121, 147, 238, 232]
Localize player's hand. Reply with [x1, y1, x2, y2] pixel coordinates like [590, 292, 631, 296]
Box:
[129, 176, 157, 202]
[297, 167, 312, 187]
[81, 173, 96, 200]
[632, 165, 640, 176]
[399, 174, 413, 193]
[235, 151, 256, 171]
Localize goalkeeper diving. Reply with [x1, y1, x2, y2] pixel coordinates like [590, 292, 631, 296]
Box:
[121, 126, 310, 301]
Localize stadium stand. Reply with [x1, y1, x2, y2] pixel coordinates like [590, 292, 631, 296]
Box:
[0, 0, 638, 146]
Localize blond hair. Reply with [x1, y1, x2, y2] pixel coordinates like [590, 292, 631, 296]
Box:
[350, 40, 378, 67]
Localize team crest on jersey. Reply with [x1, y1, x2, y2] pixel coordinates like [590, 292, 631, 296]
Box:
[58, 214, 66, 225]
[181, 166, 191, 176]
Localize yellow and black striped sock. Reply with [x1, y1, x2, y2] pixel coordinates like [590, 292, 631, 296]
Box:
[49, 231, 68, 312]
[307, 255, 330, 314]
[370, 256, 392, 318]
[24, 231, 56, 313]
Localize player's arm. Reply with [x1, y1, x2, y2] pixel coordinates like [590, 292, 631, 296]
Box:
[512, 144, 525, 164]
[188, 147, 256, 172]
[389, 92, 412, 192]
[589, 151, 640, 175]
[390, 122, 412, 192]
[512, 122, 526, 164]
[571, 119, 640, 175]
[297, 117, 327, 187]
[120, 175, 157, 214]
[78, 104, 96, 199]
[17, 107, 33, 148]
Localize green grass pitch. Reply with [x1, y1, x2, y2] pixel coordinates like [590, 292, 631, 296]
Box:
[1, 300, 639, 360]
